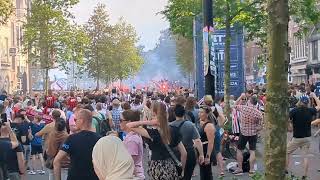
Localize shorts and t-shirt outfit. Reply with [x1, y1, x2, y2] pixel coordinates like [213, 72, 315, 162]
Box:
[288, 107, 317, 155]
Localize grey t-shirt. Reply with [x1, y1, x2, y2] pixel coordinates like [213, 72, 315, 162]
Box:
[170, 120, 200, 149]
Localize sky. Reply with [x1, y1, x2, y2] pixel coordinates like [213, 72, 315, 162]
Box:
[71, 0, 169, 51]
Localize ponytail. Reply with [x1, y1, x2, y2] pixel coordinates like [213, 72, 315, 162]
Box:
[157, 102, 171, 145]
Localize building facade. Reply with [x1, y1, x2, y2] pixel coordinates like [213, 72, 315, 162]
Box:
[288, 21, 309, 84]
[307, 24, 320, 84]
[0, 0, 30, 94]
[245, 41, 266, 85]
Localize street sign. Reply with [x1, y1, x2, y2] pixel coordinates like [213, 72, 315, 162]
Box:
[9, 48, 16, 56]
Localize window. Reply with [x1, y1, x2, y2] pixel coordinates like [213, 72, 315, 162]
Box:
[11, 23, 15, 46]
[16, 26, 20, 48]
[12, 56, 15, 70]
[16, 0, 21, 9]
[5, 37, 9, 62]
[312, 41, 318, 60]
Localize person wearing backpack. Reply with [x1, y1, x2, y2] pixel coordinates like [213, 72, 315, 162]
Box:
[95, 103, 112, 136]
[170, 104, 204, 180]
[84, 105, 108, 135]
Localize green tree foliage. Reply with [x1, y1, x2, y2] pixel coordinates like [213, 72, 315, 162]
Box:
[23, 0, 88, 93]
[161, 0, 201, 76]
[111, 18, 144, 82]
[84, 3, 113, 89]
[84, 5, 143, 89]
[174, 36, 194, 75]
[0, 0, 13, 24]
[162, 0, 202, 39]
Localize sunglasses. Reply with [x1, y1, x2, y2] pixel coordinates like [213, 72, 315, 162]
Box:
[200, 106, 211, 113]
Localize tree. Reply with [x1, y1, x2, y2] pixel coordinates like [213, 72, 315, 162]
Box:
[110, 18, 144, 86]
[164, 0, 320, 177]
[174, 36, 194, 76]
[162, 0, 202, 39]
[84, 6, 143, 89]
[264, 0, 320, 178]
[84, 3, 113, 90]
[163, 0, 264, 120]
[214, 0, 264, 124]
[23, 0, 87, 94]
[264, 0, 289, 179]
[0, 0, 13, 24]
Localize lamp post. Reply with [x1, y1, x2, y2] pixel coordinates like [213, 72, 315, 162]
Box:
[203, 0, 215, 99]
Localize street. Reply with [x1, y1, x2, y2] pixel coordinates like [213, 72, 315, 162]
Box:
[26, 129, 320, 180]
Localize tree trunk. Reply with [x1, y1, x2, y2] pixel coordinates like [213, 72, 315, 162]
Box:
[264, 0, 289, 179]
[96, 59, 100, 90]
[96, 76, 100, 90]
[224, 3, 231, 122]
[45, 68, 49, 95]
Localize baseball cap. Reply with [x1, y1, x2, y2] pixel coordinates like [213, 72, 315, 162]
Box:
[300, 95, 309, 104]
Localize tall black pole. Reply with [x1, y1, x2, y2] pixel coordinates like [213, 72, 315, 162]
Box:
[203, 0, 215, 99]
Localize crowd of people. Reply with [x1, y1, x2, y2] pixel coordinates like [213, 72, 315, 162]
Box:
[0, 83, 319, 180]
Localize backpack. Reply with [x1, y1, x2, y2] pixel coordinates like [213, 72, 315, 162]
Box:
[93, 113, 111, 136]
[185, 111, 196, 123]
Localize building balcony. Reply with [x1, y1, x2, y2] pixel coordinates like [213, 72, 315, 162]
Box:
[290, 57, 308, 64]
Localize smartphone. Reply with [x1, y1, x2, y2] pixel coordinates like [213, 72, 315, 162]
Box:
[1, 113, 7, 124]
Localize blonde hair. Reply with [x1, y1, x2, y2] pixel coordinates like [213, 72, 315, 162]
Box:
[157, 102, 171, 145]
[204, 95, 214, 106]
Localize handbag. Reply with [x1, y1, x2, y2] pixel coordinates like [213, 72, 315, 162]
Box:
[164, 143, 183, 178]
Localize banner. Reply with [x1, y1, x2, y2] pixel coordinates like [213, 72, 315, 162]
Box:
[194, 17, 245, 98]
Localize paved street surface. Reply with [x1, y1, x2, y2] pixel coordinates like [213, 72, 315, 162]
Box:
[27, 130, 320, 180]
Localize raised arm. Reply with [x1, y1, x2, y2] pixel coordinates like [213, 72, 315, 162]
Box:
[235, 93, 246, 106]
[310, 92, 320, 111]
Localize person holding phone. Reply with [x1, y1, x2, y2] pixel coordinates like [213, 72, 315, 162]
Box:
[0, 120, 20, 180]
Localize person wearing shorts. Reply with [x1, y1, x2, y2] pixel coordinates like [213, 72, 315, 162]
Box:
[233, 95, 263, 176]
[237, 134, 258, 151]
[29, 115, 46, 175]
[287, 93, 320, 179]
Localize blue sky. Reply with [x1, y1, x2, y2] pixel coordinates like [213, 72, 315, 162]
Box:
[71, 0, 169, 50]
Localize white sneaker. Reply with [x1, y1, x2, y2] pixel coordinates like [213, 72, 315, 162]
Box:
[39, 170, 45, 175]
[28, 171, 36, 175]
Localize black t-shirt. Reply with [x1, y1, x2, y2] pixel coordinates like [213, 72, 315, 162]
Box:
[289, 107, 317, 138]
[0, 139, 12, 163]
[60, 130, 101, 180]
[0, 138, 23, 173]
[11, 122, 31, 145]
[144, 127, 182, 160]
[10, 123, 23, 144]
